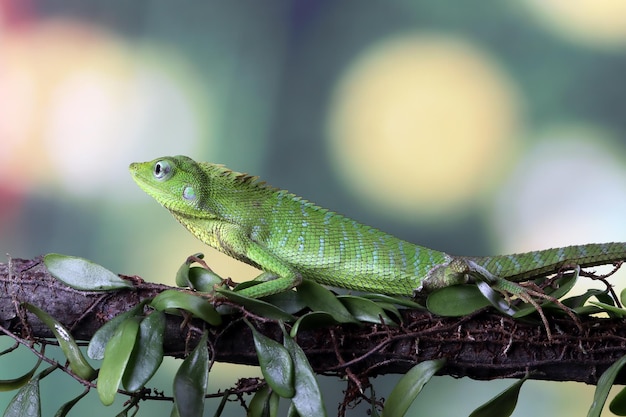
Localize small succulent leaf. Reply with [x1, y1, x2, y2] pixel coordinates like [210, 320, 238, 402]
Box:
[589, 302, 626, 318]
[247, 321, 295, 398]
[426, 285, 491, 316]
[261, 290, 308, 314]
[368, 301, 403, 321]
[248, 384, 280, 417]
[610, 386, 626, 415]
[3, 374, 41, 417]
[173, 331, 209, 417]
[151, 289, 222, 326]
[44, 253, 132, 291]
[381, 359, 445, 417]
[290, 312, 339, 338]
[337, 295, 397, 325]
[286, 402, 299, 417]
[187, 267, 223, 292]
[468, 376, 528, 417]
[476, 281, 517, 316]
[621, 287, 626, 307]
[53, 389, 89, 417]
[23, 303, 96, 380]
[175, 253, 203, 287]
[281, 323, 327, 417]
[216, 288, 295, 322]
[588, 354, 626, 417]
[88, 302, 147, 360]
[297, 279, 357, 324]
[122, 311, 166, 391]
[97, 317, 141, 405]
[361, 294, 424, 309]
[563, 289, 610, 309]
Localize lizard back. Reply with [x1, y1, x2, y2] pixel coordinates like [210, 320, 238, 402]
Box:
[193, 162, 450, 295]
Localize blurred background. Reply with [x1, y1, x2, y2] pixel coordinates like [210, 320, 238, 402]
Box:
[1, 0, 626, 415]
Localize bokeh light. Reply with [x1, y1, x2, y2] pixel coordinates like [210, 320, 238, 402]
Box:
[327, 33, 522, 219]
[492, 125, 626, 253]
[523, 0, 626, 48]
[0, 20, 211, 197]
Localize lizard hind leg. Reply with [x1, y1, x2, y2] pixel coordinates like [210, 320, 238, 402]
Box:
[466, 260, 582, 341]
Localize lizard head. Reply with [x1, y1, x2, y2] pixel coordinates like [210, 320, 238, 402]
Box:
[129, 155, 215, 219]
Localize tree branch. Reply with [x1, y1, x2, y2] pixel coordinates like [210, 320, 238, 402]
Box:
[2, 256, 626, 385]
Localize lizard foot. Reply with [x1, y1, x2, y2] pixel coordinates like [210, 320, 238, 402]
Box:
[465, 260, 582, 341]
[511, 281, 582, 341]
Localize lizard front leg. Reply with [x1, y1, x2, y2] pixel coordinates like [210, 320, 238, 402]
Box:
[233, 242, 303, 298]
[178, 219, 303, 298]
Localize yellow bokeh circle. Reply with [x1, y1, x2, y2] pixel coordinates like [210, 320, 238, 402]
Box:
[523, 0, 626, 48]
[327, 33, 522, 218]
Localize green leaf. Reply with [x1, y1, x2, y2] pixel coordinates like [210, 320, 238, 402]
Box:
[588, 354, 626, 417]
[571, 305, 605, 316]
[151, 289, 222, 326]
[281, 323, 327, 417]
[297, 279, 357, 324]
[23, 303, 96, 381]
[188, 267, 223, 292]
[3, 373, 41, 417]
[175, 254, 224, 292]
[476, 281, 517, 316]
[373, 302, 403, 322]
[53, 389, 89, 417]
[381, 359, 445, 417]
[247, 320, 295, 398]
[97, 317, 141, 406]
[426, 285, 491, 316]
[217, 288, 295, 322]
[337, 295, 397, 325]
[290, 312, 339, 338]
[0, 357, 42, 392]
[87, 302, 147, 360]
[173, 331, 209, 417]
[262, 290, 308, 314]
[248, 385, 280, 417]
[468, 376, 527, 417]
[175, 253, 204, 287]
[44, 253, 132, 291]
[212, 390, 231, 417]
[122, 311, 166, 391]
[563, 289, 610, 309]
[611, 386, 626, 415]
[361, 294, 424, 309]
[589, 301, 626, 318]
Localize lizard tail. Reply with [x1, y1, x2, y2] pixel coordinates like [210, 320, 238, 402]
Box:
[469, 242, 626, 282]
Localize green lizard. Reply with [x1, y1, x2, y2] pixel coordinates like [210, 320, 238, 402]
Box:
[129, 155, 626, 334]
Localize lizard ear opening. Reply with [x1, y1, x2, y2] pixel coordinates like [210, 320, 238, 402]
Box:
[154, 160, 172, 180]
[183, 185, 197, 201]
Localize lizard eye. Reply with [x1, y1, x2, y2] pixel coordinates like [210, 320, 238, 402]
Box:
[183, 185, 197, 201]
[154, 160, 171, 180]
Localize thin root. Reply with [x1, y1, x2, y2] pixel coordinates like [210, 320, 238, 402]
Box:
[518, 283, 583, 341]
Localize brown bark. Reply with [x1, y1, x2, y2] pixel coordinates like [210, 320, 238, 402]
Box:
[2, 256, 626, 385]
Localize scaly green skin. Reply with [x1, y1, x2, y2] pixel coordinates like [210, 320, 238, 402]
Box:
[129, 156, 626, 299]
